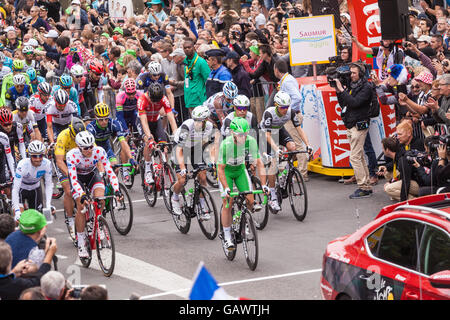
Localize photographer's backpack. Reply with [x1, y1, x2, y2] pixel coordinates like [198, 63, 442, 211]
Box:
[368, 82, 380, 118]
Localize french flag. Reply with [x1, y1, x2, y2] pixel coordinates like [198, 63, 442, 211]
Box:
[189, 262, 235, 300]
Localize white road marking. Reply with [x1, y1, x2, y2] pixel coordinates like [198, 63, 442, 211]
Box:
[75, 251, 192, 298]
[138, 268, 322, 300]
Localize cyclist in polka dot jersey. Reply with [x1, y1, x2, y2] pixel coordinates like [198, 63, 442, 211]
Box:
[66, 131, 122, 259]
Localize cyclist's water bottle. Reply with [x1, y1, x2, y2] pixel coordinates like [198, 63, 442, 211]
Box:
[278, 169, 288, 189]
[232, 210, 242, 232]
[186, 188, 194, 207]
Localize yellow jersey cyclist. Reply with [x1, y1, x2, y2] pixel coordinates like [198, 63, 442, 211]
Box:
[86, 103, 135, 184]
[54, 117, 86, 238]
[218, 117, 268, 250]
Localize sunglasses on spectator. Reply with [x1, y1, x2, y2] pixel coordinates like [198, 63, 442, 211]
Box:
[412, 85, 420, 89]
[80, 146, 94, 151]
[30, 154, 44, 159]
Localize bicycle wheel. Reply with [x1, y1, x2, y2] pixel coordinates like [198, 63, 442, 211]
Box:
[219, 204, 237, 261]
[109, 183, 134, 235]
[288, 168, 308, 221]
[195, 186, 218, 240]
[168, 184, 191, 234]
[141, 161, 157, 207]
[64, 204, 77, 246]
[242, 211, 258, 271]
[250, 176, 269, 230]
[162, 164, 176, 213]
[96, 215, 115, 277]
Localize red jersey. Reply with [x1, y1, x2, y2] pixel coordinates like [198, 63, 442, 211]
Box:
[137, 94, 172, 122]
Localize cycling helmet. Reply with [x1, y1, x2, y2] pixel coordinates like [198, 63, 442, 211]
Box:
[223, 81, 238, 100]
[28, 140, 46, 155]
[12, 59, 24, 71]
[229, 117, 249, 134]
[26, 68, 37, 81]
[13, 74, 26, 86]
[148, 82, 164, 103]
[0, 108, 13, 124]
[15, 96, 29, 111]
[274, 90, 291, 107]
[70, 64, 85, 77]
[69, 117, 86, 137]
[191, 105, 211, 121]
[54, 89, 69, 106]
[88, 59, 104, 75]
[22, 45, 34, 55]
[38, 82, 51, 95]
[94, 103, 110, 118]
[75, 131, 95, 148]
[123, 78, 136, 94]
[233, 95, 250, 108]
[147, 61, 162, 76]
[60, 74, 73, 87]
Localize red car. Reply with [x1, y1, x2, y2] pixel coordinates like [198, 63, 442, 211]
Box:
[320, 193, 450, 300]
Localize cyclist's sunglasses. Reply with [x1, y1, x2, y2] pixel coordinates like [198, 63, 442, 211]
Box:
[30, 154, 44, 158]
[235, 106, 249, 111]
[126, 92, 136, 96]
[80, 146, 94, 151]
[74, 75, 83, 79]
[278, 105, 289, 109]
[233, 132, 247, 138]
[96, 117, 108, 122]
[1, 122, 12, 127]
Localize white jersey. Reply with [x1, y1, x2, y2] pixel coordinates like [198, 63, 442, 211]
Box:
[0, 131, 16, 178]
[29, 93, 54, 121]
[13, 110, 37, 133]
[46, 100, 77, 126]
[259, 106, 301, 132]
[0, 65, 11, 81]
[12, 158, 53, 212]
[221, 111, 257, 137]
[203, 92, 233, 116]
[66, 146, 120, 199]
[173, 119, 214, 149]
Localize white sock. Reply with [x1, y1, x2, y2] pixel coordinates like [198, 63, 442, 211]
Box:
[172, 193, 179, 201]
[270, 188, 277, 199]
[68, 217, 75, 227]
[145, 161, 151, 172]
[223, 227, 231, 241]
[77, 232, 85, 246]
[199, 197, 206, 209]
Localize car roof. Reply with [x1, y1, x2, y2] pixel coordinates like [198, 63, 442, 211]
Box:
[376, 194, 450, 228]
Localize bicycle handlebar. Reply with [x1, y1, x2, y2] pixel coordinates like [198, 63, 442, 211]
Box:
[225, 190, 268, 208]
[112, 163, 136, 175]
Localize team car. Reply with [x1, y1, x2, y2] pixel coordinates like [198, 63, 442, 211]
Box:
[320, 193, 450, 300]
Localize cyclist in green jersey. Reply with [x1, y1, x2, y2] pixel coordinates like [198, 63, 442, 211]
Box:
[217, 117, 268, 250]
[0, 60, 30, 107]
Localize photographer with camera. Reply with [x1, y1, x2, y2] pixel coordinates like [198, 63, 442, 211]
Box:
[427, 74, 450, 125]
[334, 62, 374, 198]
[435, 135, 450, 192]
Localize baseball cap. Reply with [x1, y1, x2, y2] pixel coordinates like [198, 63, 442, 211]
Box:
[415, 71, 433, 85]
[249, 46, 259, 55]
[71, 0, 81, 5]
[39, 5, 48, 11]
[19, 209, 47, 234]
[225, 50, 240, 60]
[170, 48, 186, 57]
[44, 30, 59, 38]
[4, 26, 15, 33]
[113, 27, 123, 35]
[25, 39, 39, 47]
[101, 32, 110, 39]
[340, 13, 351, 21]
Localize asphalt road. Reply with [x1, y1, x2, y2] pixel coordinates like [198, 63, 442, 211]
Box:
[47, 172, 394, 300]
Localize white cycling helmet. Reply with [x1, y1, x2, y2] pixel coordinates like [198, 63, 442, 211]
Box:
[192, 105, 211, 121]
[28, 140, 46, 155]
[22, 45, 34, 54]
[147, 61, 162, 76]
[274, 90, 291, 107]
[223, 81, 238, 100]
[233, 94, 250, 108]
[13, 74, 26, 86]
[75, 131, 95, 148]
[70, 64, 85, 77]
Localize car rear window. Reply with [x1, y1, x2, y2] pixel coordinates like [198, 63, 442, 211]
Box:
[367, 220, 425, 271]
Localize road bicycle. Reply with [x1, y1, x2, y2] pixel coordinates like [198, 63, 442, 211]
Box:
[219, 190, 267, 271]
[77, 193, 116, 277]
[141, 141, 176, 212]
[168, 168, 218, 240]
[265, 150, 309, 221]
[45, 142, 64, 199]
[0, 183, 12, 214]
[245, 161, 268, 230]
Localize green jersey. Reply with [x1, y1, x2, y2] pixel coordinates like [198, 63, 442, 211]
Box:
[0, 72, 31, 107]
[218, 135, 260, 170]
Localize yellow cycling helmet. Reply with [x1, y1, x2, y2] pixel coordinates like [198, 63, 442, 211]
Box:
[94, 103, 110, 118]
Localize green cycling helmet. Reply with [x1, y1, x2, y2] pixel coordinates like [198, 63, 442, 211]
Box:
[12, 59, 24, 71]
[229, 117, 249, 134]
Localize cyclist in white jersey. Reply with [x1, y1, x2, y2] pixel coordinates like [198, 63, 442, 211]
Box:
[203, 81, 238, 129]
[46, 89, 78, 144]
[29, 82, 53, 139]
[13, 96, 42, 141]
[12, 140, 53, 221]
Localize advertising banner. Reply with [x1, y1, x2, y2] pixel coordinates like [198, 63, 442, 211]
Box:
[287, 15, 337, 66]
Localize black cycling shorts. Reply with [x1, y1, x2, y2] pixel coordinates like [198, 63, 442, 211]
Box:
[147, 119, 168, 143]
[71, 170, 104, 197]
[19, 186, 43, 211]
